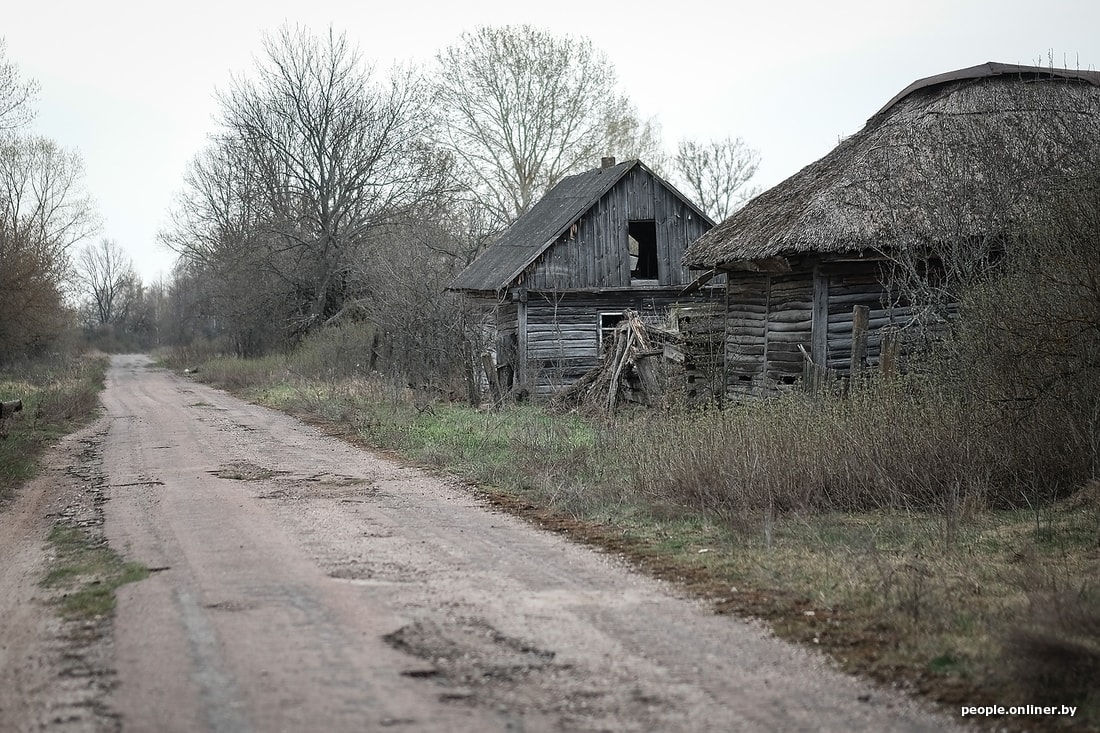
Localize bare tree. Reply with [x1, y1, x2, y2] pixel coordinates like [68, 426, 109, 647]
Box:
[0, 39, 37, 132]
[850, 70, 1100, 484]
[165, 25, 453, 350]
[434, 25, 659, 228]
[77, 238, 138, 327]
[672, 136, 760, 221]
[0, 135, 98, 358]
[0, 136, 97, 258]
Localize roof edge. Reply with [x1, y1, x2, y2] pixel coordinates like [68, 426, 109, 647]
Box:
[872, 61, 1100, 120]
[450, 158, 709, 293]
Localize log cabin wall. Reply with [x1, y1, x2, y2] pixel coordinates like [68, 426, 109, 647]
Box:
[818, 260, 910, 373]
[522, 166, 709, 291]
[721, 257, 910, 395]
[724, 272, 814, 393]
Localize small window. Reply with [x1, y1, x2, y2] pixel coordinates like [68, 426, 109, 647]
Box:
[629, 221, 658, 282]
[599, 311, 625, 355]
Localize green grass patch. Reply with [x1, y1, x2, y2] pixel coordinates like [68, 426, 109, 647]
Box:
[42, 524, 148, 619]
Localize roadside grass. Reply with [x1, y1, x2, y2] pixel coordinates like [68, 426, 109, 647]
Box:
[0, 354, 108, 502]
[178, 343, 1100, 729]
[42, 524, 149, 619]
[1, 353, 149, 624]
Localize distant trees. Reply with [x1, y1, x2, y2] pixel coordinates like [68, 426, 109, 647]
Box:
[164, 25, 452, 353]
[434, 25, 662, 229]
[76, 238, 138, 327]
[672, 136, 760, 221]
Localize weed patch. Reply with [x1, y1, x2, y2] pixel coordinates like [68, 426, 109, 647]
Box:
[0, 355, 107, 503]
[42, 523, 148, 619]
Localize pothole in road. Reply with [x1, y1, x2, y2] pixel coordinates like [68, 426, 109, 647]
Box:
[209, 461, 287, 481]
[384, 617, 557, 685]
[327, 559, 418, 582]
[203, 599, 259, 612]
[383, 617, 676, 729]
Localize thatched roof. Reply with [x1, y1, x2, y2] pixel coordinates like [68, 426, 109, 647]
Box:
[684, 62, 1100, 269]
[449, 159, 709, 293]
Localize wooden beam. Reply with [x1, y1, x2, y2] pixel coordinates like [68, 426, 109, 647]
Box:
[516, 295, 528, 388]
[850, 305, 870, 377]
[811, 265, 828, 368]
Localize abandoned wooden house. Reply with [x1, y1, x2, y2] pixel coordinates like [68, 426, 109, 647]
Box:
[448, 158, 717, 398]
[682, 61, 1100, 395]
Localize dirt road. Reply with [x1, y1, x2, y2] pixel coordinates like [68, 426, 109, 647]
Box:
[4, 355, 968, 731]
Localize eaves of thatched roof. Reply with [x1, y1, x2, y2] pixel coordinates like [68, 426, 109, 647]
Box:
[684, 62, 1100, 270]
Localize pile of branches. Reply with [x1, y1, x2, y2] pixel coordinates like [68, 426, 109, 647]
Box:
[553, 310, 674, 411]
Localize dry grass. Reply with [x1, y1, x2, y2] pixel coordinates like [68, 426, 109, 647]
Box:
[0, 354, 108, 501]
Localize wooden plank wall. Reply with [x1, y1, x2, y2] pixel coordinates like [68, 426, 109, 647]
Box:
[524, 167, 712, 291]
[820, 261, 899, 372]
[764, 274, 815, 385]
[722, 258, 913, 395]
[522, 290, 718, 397]
[725, 274, 769, 390]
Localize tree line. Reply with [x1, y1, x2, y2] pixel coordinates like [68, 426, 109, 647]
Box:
[0, 25, 759, 374]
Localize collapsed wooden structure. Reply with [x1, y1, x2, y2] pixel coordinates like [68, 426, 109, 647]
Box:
[683, 62, 1100, 396]
[449, 159, 718, 399]
[549, 308, 724, 410]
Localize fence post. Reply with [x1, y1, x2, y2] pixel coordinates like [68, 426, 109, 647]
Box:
[879, 330, 898, 378]
[850, 305, 869, 378]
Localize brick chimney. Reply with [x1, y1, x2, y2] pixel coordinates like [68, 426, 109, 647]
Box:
[601, 156, 616, 168]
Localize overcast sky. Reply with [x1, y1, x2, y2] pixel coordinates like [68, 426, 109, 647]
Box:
[5, 0, 1098, 282]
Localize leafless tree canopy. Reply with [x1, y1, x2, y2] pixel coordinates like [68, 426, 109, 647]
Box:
[76, 238, 139, 327]
[863, 78, 1100, 336]
[0, 44, 100, 359]
[163, 25, 453, 351]
[673, 136, 760, 221]
[0, 135, 99, 358]
[434, 25, 661, 229]
[0, 39, 37, 132]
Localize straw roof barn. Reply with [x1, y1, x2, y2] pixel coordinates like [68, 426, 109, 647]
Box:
[682, 62, 1100, 394]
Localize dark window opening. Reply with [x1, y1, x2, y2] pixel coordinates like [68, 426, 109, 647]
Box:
[628, 221, 658, 281]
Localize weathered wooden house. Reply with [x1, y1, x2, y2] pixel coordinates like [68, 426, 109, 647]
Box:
[449, 158, 716, 397]
[682, 62, 1100, 394]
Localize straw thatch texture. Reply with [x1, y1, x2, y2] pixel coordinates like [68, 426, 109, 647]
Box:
[684, 63, 1100, 268]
